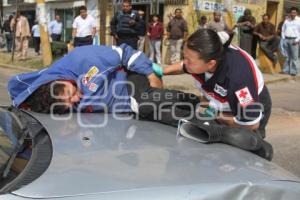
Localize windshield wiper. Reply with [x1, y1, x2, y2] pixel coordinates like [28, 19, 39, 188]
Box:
[1, 108, 29, 179]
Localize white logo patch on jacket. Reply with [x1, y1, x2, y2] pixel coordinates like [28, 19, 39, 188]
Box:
[214, 84, 227, 97]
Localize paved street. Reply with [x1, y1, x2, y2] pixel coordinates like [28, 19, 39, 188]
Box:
[0, 67, 300, 177]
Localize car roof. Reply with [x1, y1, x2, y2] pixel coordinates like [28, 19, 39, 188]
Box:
[12, 112, 300, 199]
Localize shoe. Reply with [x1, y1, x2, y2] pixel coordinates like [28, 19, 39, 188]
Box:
[251, 139, 273, 161]
[178, 120, 262, 151]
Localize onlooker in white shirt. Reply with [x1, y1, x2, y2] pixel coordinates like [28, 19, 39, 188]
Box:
[31, 20, 40, 55]
[281, 7, 300, 76]
[49, 14, 63, 41]
[72, 6, 96, 47]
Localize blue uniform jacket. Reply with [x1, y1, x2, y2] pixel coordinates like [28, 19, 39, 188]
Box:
[7, 44, 153, 113]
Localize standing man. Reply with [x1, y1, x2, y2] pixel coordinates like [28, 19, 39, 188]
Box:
[136, 10, 146, 52]
[207, 11, 230, 32]
[10, 12, 31, 60]
[2, 15, 14, 52]
[235, 9, 256, 56]
[281, 7, 300, 76]
[166, 8, 188, 64]
[49, 14, 63, 42]
[31, 20, 41, 55]
[110, 0, 140, 49]
[72, 6, 96, 47]
[253, 14, 280, 65]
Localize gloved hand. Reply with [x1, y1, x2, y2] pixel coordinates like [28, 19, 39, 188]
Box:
[152, 63, 163, 77]
[204, 106, 217, 118]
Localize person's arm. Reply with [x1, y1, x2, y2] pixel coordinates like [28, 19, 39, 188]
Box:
[72, 17, 77, 39]
[110, 13, 118, 38]
[164, 62, 185, 75]
[217, 112, 260, 130]
[115, 44, 163, 88]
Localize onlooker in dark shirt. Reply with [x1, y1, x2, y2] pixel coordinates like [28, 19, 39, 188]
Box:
[254, 13, 280, 65]
[110, 0, 140, 49]
[3, 15, 14, 52]
[235, 9, 256, 56]
[147, 14, 164, 64]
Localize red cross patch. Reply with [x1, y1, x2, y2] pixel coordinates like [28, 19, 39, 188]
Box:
[235, 87, 254, 107]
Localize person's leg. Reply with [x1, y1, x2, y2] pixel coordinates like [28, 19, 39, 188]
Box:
[15, 37, 22, 58]
[33, 37, 38, 53]
[169, 39, 177, 64]
[21, 37, 29, 60]
[37, 37, 41, 54]
[282, 39, 292, 74]
[289, 41, 299, 75]
[5, 34, 12, 52]
[154, 40, 162, 64]
[149, 39, 155, 62]
[260, 41, 275, 62]
[175, 39, 183, 63]
[137, 36, 145, 51]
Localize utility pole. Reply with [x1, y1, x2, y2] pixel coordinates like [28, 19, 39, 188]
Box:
[99, 0, 108, 45]
[36, 0, 52, 66]
[11, 0, 19, 62]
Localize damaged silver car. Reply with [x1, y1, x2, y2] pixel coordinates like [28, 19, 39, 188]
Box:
[0, 106, 300, 200]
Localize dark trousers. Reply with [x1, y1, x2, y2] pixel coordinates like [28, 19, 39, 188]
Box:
[117, 36, 138, 50]
[127, 72, 200, 127]
[74, 35, 93, 47]
[33, 37, 41, 54]
[51, 34, 61, 42]
[5, 33, 13, 52]
[259, 36, 280, 62]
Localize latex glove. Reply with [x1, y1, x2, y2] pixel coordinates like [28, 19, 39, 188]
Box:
[152, 63, 163, 77]
[204, 106, 217, 118]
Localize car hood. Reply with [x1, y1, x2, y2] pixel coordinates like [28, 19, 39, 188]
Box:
[11, 113, 300, 199]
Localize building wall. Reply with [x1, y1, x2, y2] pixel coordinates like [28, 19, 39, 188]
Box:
[161, 0, 284, 64]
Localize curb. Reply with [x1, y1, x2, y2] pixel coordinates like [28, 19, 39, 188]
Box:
[0, 63, 35, 72]
[265, 75, 300, 85]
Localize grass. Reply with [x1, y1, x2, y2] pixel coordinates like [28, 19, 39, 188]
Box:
[0, 51, 44, 69]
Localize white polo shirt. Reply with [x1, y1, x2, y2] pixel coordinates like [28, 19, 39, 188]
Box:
[72, 15, 96, 37]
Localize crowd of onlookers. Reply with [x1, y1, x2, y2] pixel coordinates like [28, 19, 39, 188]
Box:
[0, 0, 299, 76]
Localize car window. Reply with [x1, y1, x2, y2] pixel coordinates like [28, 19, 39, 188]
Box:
[0, 109, 22, 176]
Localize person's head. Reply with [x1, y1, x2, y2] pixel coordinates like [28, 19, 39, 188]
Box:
[138, 10, 144, 18]
[122, 0, 132, 13]
[200, 15, 207, 25]
[79, 6, 88, 19]
[289, 7, 299, 20]
[174, 8, 182, 18]
[244, 9, 252, 16]
[8, 15, 13, 22]
[183, 29, 224, 74]
[24, 81, 81, 114]
[152, 14, 160, 22]
[262, 13, 270, 24]
[55, 14, 61, 22]
[213, 11, 222, 22]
